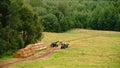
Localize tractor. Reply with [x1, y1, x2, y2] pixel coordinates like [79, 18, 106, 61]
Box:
[50, 41, 69, 49]
[50, 41, 59, 47]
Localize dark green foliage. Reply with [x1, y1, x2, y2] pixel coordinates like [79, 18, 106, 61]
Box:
[28, 0, 120, 32]
[19, 6, 43, 45]
[0, 26, 24, 56]
[115, 17, 120, 31]
[0, 0, 43, 57]
[41, 13, 61, 32]
[0, 0, 10, 27]
[89, 3, 119, 30]
[59, 17, 70, 32]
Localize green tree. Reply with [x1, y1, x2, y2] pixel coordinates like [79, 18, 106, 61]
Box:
[27, 0, 120, 32]
[0, 0, 43, 57]
[19, 6, 43, 45]
[59, 16, 70, 32]
[0, 26, 24, 56]
[41, 13, 61, 32]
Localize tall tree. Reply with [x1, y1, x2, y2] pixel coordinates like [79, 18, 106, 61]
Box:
[41, 13, 61, 32]
[0, 0, 43, 57]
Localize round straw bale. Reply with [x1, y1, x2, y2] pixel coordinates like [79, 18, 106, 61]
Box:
[15, 53, 21, 58]
[23, 53, 28, 58]
[22, 51, 26, 54]
[15, 51, 22, 57]
[20, 49, 25, 52]
[31, 48, 35, 51]
[28, 52, 33, 57]
[17, 51, 22, 54]
[14, 53, 21, 58]
[28, 52, 32, 56]
[30, 46, 34, 50]
[27, 50, 31, 53]
[24, 48, 28, 51]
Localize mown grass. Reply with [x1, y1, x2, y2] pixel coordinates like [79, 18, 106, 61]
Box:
[9, 29, 120, 68]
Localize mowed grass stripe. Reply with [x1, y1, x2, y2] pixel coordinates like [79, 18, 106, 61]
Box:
[9, 29, 120, 68]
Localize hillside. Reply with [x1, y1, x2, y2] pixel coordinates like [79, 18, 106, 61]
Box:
[1, 0, 120, 58]
[7, 29, 120, 68]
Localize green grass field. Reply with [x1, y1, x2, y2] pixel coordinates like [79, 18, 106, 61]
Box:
[9, 29, 120, 68]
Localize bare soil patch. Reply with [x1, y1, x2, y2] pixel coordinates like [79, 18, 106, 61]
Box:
[0, 48, 59, 68]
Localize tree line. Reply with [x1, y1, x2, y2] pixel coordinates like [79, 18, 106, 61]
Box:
[0, 0, 120, 57]
[28, 0, 120, 32]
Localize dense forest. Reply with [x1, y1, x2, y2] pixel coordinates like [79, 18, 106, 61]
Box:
[27, 0, 120, 32]
[0, 0, 120, 57]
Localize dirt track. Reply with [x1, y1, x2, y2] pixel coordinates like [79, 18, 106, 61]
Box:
[0, 47, 58, 68]
[0, 36, 100, 68]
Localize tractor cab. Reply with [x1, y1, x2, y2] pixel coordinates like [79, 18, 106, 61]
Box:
[50, 41, 59, 47]
[60, 42, 69, 49]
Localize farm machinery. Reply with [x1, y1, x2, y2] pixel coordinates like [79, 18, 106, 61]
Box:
[50, 41, 69, 49]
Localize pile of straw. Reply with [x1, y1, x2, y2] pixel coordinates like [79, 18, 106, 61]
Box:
[34, 43, 47, 51]
[14, 42, 47, 58]
[14, 44, 35, 58]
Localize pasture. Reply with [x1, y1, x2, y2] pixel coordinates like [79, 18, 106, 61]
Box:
[8, 29, 120, 68]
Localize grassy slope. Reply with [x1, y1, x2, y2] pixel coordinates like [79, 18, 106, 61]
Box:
[9, 29, 120, 68]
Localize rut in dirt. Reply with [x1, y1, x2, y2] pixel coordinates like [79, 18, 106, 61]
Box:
[0, 48, 58, 68]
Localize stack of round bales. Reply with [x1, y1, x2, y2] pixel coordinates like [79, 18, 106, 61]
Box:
[34, 43, 47, 51]
[14, 42, 47, 58]
[14, 44, 35, 58]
